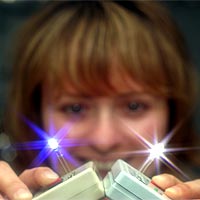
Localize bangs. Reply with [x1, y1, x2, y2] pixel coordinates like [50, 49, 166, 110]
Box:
[31, 2, 187, 98]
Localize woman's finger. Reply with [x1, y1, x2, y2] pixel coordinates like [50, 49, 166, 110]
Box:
[0, 161, 32, 200]
[19, 167, 60, 191]
[165, 179, 200, 200]
[152, 173, 182, 190]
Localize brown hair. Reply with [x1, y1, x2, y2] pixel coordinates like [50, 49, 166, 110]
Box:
[5, 1, 199, 174]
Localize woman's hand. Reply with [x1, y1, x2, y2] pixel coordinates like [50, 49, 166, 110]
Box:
[0, 161, 59, 200]
[152, 174, 200, 200]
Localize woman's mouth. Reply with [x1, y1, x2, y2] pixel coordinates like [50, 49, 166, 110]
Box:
[94, 160, 115, 171]
[74, 157, 133, 177]
[74, 157, 116, 176]
[93, 160, 116, 177]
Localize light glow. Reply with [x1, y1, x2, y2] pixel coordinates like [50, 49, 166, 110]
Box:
[148, 143, 165, 160]
[14, 117, 87, 169]
[118, 121, 200, 180]
[48, 138, 59, 150]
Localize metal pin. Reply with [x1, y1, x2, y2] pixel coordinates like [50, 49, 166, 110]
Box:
[55, 150, 71, 173]
[139, 158, 153, 174]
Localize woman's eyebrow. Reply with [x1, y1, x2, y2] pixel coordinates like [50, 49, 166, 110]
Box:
[56, 93, 93, 100]
[63, 92, 142, 99]
[115, 92, 150, 98]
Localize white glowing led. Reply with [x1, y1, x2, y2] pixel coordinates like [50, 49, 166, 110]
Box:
[149, 143, 165, 160]
[117, 120, 199, 180]
[48, 138, 59, 150]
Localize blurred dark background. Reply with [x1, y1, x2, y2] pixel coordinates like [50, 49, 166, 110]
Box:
[0, 0, 200, 131]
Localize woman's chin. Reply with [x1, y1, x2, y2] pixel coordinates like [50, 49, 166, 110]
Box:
[98, 170, 109, 178]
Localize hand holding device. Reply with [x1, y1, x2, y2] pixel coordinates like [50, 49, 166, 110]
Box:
[103, 159, 171, 200]
[33, 159, 172, 200]
[33, 162, 104, 200]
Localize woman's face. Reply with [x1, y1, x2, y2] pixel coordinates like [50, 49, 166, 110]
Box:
[41, 75, 169, 177]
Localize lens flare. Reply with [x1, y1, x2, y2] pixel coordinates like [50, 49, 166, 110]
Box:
[48, 138, 59, 150]
[117, 121, 200, 180]
[149, 143, 165, 160]
[14, 117, 87, 170]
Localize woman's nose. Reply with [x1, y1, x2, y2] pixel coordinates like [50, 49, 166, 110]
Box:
[88, 113, 122, 153]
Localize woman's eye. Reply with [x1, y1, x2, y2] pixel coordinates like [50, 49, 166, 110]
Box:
[71, 104, 82, 112]
[62, 103, 84, 114]
[127, 102, 145, 112]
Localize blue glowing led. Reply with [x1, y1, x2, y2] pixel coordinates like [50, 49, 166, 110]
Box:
[14, 117, 86, 169]
[48, 138, 59, 150]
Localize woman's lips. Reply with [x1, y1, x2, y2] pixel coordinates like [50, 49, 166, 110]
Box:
[94, 160, 115, 171]
[73, 156, 133, 174]
[93, 160, 116, 177]
[76, 157, 116, 169]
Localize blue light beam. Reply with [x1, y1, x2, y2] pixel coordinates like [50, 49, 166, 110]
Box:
[15, 117, 87, 169]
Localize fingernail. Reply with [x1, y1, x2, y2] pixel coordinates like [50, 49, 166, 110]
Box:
[13, 188, 32, 200]
[43, 170, 59, 180]
[165, 186, 180, 196]
[152, 175, 166, 184]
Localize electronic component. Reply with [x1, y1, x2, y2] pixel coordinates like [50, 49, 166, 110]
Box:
[33, 162, 104, 200]
[103, 159, 171, 200]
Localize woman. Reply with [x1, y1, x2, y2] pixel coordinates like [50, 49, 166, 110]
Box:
[2, 1, 200, 199]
